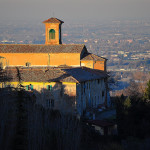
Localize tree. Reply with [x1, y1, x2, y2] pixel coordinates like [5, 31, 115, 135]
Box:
[124, 97, 131, 108]
[124, 81, 141, 98]
[144, 80, 150, 100]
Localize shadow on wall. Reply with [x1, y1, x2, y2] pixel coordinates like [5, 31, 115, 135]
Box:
[0, 67, 77, 114]
[9, 82, 77, 114]
[0, 69, 12, 83]
[34, 83, 76, 114]
[0, 87, 81, 150]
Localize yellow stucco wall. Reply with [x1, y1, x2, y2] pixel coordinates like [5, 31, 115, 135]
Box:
[0, 53, 80, 67]
[0, 81, 76, 92]
[81, 60, 106, 71]
[81, 60, 94, 69]
[50, 53, 80, 66]
[94, 61, 105, 71]
[0, 53, 49, 66]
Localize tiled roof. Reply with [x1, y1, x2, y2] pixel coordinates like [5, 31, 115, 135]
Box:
[0, 44, 85, 53]
[62, 67, 108, 82]
[81, 53, 107, 61]
[2, 66, 108, 83]
[81, 67, 109, 78]
[43, 17, 64, 24]
[2, 67, 78, 83]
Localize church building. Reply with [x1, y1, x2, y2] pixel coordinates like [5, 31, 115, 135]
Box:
[0, 18, 108, 115]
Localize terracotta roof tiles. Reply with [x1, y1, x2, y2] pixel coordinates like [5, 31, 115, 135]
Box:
[0, 44, 85, 53]
[43, 17, 64, 24]
[2, 66, 108, 83]
[62, 67, 108, 82]
[81, 53, 107, 61]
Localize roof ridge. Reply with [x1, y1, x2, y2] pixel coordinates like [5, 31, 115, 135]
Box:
[89, 53, 94, 60]
[43, 17, 64, 24]
[91, 53, 108, 60]
[61, 69, 79, 83]
[81, 52, 107, 61]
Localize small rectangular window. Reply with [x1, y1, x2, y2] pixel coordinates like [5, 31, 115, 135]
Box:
[81, 84, 83, 95]
[51, 99, 54, 108]
[47, 99, 51, 108]
[26, 85, 30, 90]
[84, 82, 86, 93]
[47, 85, 52, 91]
[26, 84, 33, 91]
[46, 99, 54, 108]
[25, 62, 31, 67]
[30, 85, 33, 90]
[87, 83, 89, 89]
[102, 91, 104, 97]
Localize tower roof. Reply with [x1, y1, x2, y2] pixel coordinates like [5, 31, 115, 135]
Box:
[43, 17, 64, 24]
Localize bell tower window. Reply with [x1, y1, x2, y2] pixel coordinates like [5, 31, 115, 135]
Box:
[49, 29, 55, 39]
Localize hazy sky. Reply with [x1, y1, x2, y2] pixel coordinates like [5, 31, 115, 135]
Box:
[0, 0, 150, 23]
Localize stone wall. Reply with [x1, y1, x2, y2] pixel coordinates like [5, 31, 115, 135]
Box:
[76, 79, 106, 115]
[1, 78, 107, 115]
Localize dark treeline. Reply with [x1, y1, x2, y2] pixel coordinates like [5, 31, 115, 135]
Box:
[115, 80, 150, 149]
[0, 87, 122, 150]
[2, 73, 150, 150]
[0, 88, 81, 150]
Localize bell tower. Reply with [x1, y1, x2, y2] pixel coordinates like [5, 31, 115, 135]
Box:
[43, 17, 64, 45]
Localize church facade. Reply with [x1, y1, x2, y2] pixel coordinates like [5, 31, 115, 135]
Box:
[0, 18, 108, 115]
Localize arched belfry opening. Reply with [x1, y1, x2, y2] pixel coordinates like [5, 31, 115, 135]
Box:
[43, 17, 64, 45]
[49, 29, 55, 39]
